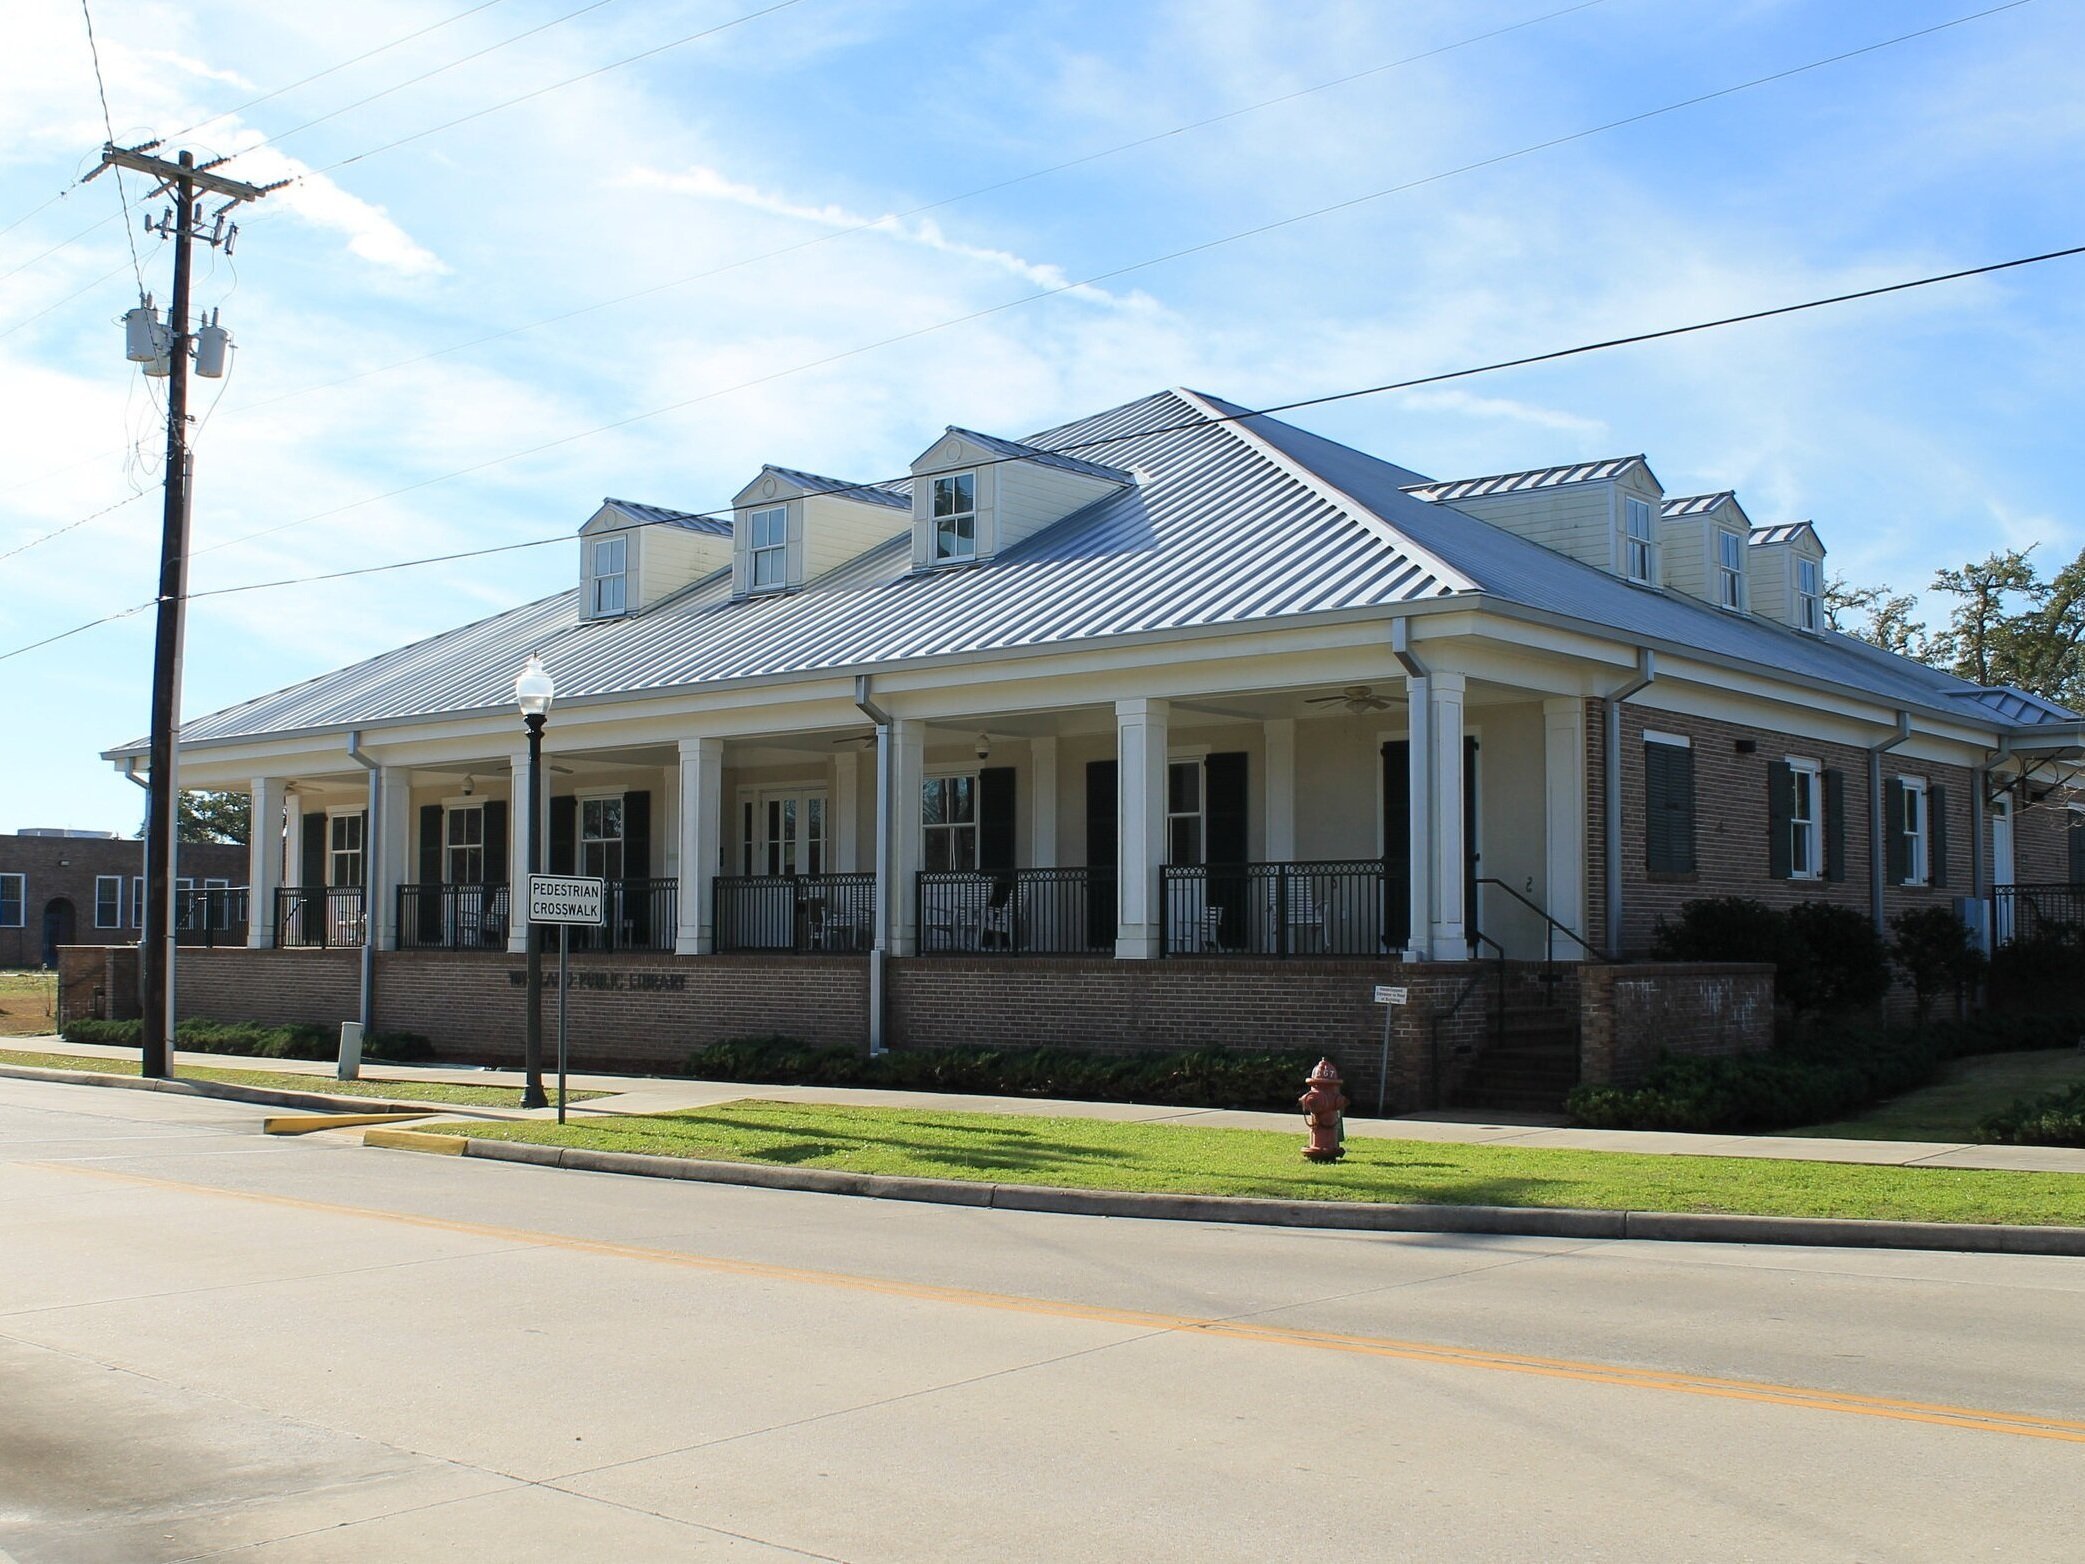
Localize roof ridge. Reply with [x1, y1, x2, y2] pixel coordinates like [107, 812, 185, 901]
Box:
[1172, 389, 1476, 596]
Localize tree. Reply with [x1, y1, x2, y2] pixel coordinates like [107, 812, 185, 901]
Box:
[1925, 546, 2085, 708]
[137, 790, 251, 845]
[1825, 575, 1927, 658]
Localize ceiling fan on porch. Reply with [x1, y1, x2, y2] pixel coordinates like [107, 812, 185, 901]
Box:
[1305, 685, 1393, 714]
[831, 732, 878, 749]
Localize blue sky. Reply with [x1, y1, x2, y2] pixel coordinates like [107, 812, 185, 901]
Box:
[1, 0, 2080, 835]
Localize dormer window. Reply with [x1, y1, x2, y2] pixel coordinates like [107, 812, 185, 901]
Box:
[1797, 557, 1822, 632]
[589, 534, 627, 616]
[1716, 529, 1744, 610]
[931, 471, 977, 563]
[1624, 496, 1655, 582]
[749, 505, 788, 591]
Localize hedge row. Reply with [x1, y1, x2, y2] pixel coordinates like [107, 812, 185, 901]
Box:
[61, 1017, 433, 1062]
[1565, 1013, 2085, 1135]
[1977, 1080, 2085, 1148]
[686, 1036, 1318, 1112]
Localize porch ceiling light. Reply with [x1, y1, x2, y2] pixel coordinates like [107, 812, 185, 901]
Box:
[975, 732, 991, 761]
[514, 653, 555, 719]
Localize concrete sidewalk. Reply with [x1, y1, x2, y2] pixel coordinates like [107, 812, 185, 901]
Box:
[10, 1033, 2085, 1174]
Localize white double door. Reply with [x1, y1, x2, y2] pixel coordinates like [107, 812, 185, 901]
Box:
[738, 788, 828, 950]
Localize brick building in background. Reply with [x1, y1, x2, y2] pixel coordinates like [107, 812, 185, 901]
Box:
[2, 830, 247, 969]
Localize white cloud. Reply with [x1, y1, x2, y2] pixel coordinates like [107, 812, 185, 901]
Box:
[217, 135, 446, 276]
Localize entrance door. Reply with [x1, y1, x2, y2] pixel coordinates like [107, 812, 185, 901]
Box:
[1380, 737, 1480, 953]
[40, 898, 74, 967]
[1991, 797, 2015, 943]
[737, 789, 826, 949]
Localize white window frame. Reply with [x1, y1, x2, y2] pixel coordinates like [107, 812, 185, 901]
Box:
[328, 809, 365, 889]
[1796, 556, 1822, 633]
[930, 471, 978, 564]
[1166, 755, 1207, 867]
[202, 876, 232, 930]
[921, 770, 979, 873]
[1899, 775, 1930, 886]
[95, 874, 123, 929]
[748, 505, 788, 591]
[589, 533, 628, 617]
[1786, 757, 1822, 881]
[1716, 529, 1745, 610]
[0, 873, 23, 929]
[174, 875, 197, 930]
[736, 786, 828, 878]
[577, 791, 626, 882]
[444, 802, 486, 885]
[131, 875, 144, 928]
[1623, 495, 1656, 583]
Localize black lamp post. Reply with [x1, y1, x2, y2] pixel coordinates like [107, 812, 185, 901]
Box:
[515, 653, 555, 1109]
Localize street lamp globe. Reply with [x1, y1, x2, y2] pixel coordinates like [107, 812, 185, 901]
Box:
[514, 653, 555, 719]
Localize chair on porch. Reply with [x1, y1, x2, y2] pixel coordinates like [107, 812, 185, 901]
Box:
[1273, 876, 1326, 954]
[924, 876, 992, 951]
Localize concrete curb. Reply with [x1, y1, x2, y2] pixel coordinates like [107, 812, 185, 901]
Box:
[0, 1061, 509, 1119]
[369, 1129, 2085, 1257]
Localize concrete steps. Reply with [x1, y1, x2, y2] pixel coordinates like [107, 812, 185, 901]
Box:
[1448, 1006, 1580, 1115]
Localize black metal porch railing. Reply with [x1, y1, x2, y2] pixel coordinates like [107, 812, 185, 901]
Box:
[274, 886, 365, 948]
[174, 886, 248, 947]
[1159, 860, 1393, 957]
[1993, 882, 2085, 945]
[916, 868, 1112, 955]
[714, 874, 876, 953]
[557, 878, 678, 953]
[395, 883, 511, 951]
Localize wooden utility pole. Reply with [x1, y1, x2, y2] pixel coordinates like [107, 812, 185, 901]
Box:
[93, 142, 278, 1077]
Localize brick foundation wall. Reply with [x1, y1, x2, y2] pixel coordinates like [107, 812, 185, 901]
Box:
[1579, 962, 1774, 1088]
[55, 945, 141, 1025]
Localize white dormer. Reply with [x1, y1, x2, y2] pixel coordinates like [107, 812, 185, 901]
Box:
[1658, 492, 1753, 611]
[1749, 522, 1828, 633]
[729, 465, 910, 597]
[1402, 456, 1665, 584]
[578, 499, 733, 619]
[908, 427, 1132, 570]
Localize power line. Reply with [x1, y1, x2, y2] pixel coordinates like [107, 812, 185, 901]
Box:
[6, 234, 2071, 671]
[190, 0, 2044, 565]
[0, 489, 149, 563]
[0, 258, 132, 341]
[77, 0, 148, 299]
[0, 209, 120, 286]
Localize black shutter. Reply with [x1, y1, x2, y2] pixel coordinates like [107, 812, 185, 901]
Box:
[1463, 735, 1480, 927]
[483, 800, 508, 886]
[549, 796, 576, 876]
[1823, 769, 1847, 882]
[1767, 761, 1793, 880]
[300, 814, 325, 889]
[978, 767, 1017, 873]
[623, 791, 651, 943]
[1929, 785, 1948, 888]
[1204, 751, 1249, 948]
[1884, 779, 1909, 885]
[1645, 743, 1696, 875]
[1085, 760, 1116, 951]
[416, 804, 443, 943]
[1381, 741, 1410, 950]
[2069, 813, 2085, 885]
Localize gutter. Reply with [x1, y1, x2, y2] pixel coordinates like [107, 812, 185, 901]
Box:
[1604, 650, 1657, 958]
[853, 674, 892, 1055]
[345, 732, 380, 1066]
[1867, 712, 1913, 934]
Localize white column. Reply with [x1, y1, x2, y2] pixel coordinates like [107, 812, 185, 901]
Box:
[247, 777, 286, 947]
[1403, 677, 1433, 960]
[282, 790, 305, 890]
[1116, 698, 1168, 958]
[507, 750, 531, 953]
[1029, 736, 1058, 868]
[676, 737, 722, 954]
[832, 749, 859, 873]
[372, 768, 410, 951]
[1263, 718, 1296, 862]
[1429, 674, 1467, 955]
[1543, 697, 1588, 951]
[888, 718, 925, 956]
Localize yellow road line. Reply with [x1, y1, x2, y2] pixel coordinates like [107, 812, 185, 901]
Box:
[24, 1158, 2085, 1445]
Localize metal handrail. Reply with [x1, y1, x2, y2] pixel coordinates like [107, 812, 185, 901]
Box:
[1471, 877, 1609, 963]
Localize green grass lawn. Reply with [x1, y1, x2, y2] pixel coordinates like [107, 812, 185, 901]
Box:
[1784, 1048, 2085, 1143]
[0, 1047, 600, 1109]
[0, 970, 59, 1037]
[422, 1102, 2085, 1227]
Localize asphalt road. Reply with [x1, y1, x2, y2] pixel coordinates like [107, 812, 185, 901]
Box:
[2, 1077, 2081, 1563]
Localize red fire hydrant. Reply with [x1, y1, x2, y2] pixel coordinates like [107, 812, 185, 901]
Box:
[1300, 1058, 1347, 1163]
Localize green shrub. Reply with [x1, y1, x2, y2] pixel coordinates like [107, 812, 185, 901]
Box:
[1651, 897, 1889, 1015]
[59, 1017, 432, 1062]
[1989, 926, 2085, 1012]
[1977, 1079, 2085, 1147]
[683, 1037, 1316, 1111]
[1890, 906, 1986, 1023]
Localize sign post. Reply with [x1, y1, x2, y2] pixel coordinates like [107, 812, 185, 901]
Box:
[1371, 984, 1408, 1117]
[528, 875, 605, 1124]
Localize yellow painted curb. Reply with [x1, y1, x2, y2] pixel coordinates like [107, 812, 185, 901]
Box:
[264, 1111, 433, 1137]
[363, 1127, 467, 1155]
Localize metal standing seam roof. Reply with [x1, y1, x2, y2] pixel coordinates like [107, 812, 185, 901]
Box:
[1661, 492, 1736, 518]
[939, 426, 1135, 485]
[138, 388, 2070, 754]
[756, 464, 912, 509]
[600, 498, 731, 536]
[1750, 522, 1824, 549]
[1401, 455, 1649, 503]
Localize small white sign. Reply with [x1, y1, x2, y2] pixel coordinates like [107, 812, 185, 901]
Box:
[1373, 985, 1408, 1005]
[529, 875, 605, 926]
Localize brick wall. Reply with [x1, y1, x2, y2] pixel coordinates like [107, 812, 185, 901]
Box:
[1579, 962, 1775, 1087]
[55, 945, 141, 1024]
[2011, 796, 2080, 884]
[1, 835, 245, 969]
[1590, 701, 1976, 956]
